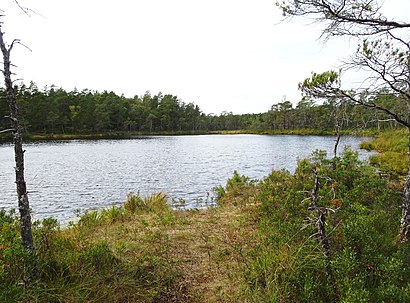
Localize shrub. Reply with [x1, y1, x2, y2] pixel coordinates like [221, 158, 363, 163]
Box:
[124, 192, 145, 214]
[214, 170, 257, 206]
[243, 149, 408, 302]
[124, 192, 169, 214]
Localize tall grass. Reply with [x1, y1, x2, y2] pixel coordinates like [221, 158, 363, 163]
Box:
[0, 192, 185, 303]
[360, 128, 408, 153]
[360, 129, 408, 178]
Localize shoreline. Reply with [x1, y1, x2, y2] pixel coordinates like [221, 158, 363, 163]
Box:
[0, 128, 379, 142]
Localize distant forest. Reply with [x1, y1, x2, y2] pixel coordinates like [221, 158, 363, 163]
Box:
[0, 82, 405, 134]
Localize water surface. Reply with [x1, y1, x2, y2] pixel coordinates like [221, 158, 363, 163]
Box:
[0, 134, 371, 221]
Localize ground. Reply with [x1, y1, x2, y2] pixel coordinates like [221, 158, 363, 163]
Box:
[82, 203, 260, 302]
[164, 206, 259, 302]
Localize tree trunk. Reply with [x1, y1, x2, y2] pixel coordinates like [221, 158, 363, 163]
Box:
[311, 170, 338, 301]
[399, 127, 410, 242]
[333, 121, 341, 159]
[399, 58, 410, 243]
[0, 27, 35, 253]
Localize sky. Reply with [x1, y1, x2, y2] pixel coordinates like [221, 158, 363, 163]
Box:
[1, 0, 409, 114]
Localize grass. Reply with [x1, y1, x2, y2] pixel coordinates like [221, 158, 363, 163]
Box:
[360, 128, 408, 179]
[360, 128, 408, 153]
[0, 192, 260, 302]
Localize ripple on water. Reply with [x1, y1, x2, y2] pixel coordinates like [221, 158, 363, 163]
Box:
[0, 135, 371, 221]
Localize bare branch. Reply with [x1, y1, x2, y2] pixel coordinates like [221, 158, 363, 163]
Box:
[14, 0, 32, 17]
[309, 168, 339, 300]
[364, 118, 397, 123]
[13, 1, 44, 19]
[8, 38, 20, 52]
[337, 89, 410, 127]
[0, 128, 14, 134]
[387, 31, 410, 49]
[14, 40, 32, 52]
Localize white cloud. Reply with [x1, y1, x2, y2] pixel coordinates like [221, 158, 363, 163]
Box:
[1, 0, 408, 114]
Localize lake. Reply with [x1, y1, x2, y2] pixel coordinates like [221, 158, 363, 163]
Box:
[0, 134, 371, 222]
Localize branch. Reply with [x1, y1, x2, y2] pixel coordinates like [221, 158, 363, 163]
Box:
[14, 0, 33, 17]
[299, 70, 410, 128]
[0, 128, 14, 134]
[4, 115, 17, 122]
[365, 118, 397, 123]
[13, 1, 44, 19]
[8, 39, 20, 52]
[387, 31, 410, 49]
[14, 40, 32, 52]
[337, 89, 410, 127]
[278, 0, 410, 39]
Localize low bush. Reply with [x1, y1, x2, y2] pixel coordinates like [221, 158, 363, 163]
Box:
[242, 149, 409, 302]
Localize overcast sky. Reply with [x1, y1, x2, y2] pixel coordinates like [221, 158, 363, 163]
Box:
[2, 0, 409, 114]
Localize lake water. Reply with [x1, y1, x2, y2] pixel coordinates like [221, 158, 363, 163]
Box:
[0, 134, 371, 222]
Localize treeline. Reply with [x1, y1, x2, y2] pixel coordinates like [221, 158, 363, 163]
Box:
[0, 83, 405, 134]
[266, 93, 405, 131]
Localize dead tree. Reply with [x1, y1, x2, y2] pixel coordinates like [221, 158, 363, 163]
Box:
[327, 98, 345, 159]
[0, 22, 35, 253]
[309, 169, 338, 301]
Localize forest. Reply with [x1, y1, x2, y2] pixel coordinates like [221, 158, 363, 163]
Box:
[0, 83, 406, 135]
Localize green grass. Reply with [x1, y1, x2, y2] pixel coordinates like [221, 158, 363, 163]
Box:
[360, 128, 408, 178]
[360, 128, 408, 153]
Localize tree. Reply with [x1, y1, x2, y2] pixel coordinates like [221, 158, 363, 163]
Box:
[0, 19, 35, 254]
[277, 0, 410, 241]
[295, 98, 315, 128]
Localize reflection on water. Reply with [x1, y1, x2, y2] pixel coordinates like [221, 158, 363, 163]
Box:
[0, 134, 371, 221]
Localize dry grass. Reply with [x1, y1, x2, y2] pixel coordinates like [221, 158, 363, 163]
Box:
[86, 203, 260, 302]
[166, 206, 259, 302]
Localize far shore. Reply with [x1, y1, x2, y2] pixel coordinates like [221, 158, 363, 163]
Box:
[0, 128, 378, 142]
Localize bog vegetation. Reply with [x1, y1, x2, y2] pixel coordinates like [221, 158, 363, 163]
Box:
[1, 132, 409, 302]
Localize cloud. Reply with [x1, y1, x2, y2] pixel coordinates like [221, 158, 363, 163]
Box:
[3, 0, 406, 114]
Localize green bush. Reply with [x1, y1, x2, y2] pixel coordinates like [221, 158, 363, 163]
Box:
[243, 149, 409, 302]
[214, 170, 257, 206]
